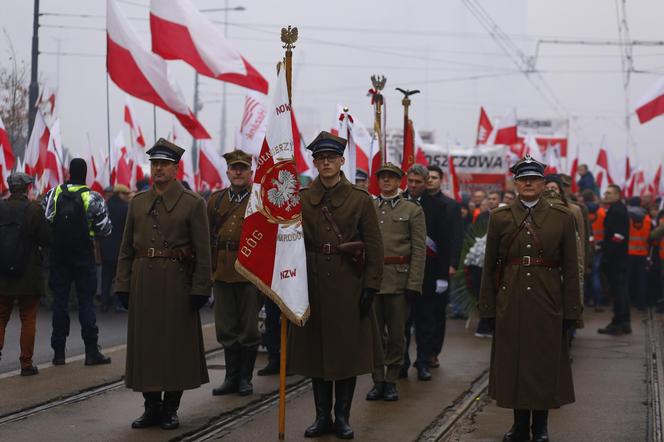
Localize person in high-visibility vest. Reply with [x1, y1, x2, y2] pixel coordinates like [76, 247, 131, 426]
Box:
[587, 200, 607, 311]
[626, 197, 651, 311]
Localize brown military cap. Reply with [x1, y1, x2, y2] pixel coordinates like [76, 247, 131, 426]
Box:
[146, 138, 185, 162]
[222, 149, 252, 167]
[375, 162, 404, 178]
[306, 131, 347, 156]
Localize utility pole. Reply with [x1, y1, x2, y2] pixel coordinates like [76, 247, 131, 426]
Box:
[220, 0, 229, 154]
[28, 0, 40, 135]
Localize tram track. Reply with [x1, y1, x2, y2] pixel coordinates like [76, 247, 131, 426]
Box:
[646, 309, 664, 442]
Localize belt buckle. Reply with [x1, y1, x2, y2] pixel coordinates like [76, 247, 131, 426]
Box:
[522, 255, 531, 266]
[323, 243, 332, 255]
[147, 248, 155, 258]
[225, 241, 232, 251]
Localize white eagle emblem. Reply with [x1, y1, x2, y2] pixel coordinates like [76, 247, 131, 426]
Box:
[267, 170, 300, 212]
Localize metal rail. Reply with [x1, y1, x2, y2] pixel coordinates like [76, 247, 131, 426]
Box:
[647, 309, 664, 442]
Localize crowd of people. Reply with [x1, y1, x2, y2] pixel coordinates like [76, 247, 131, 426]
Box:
[0, 135, 662, 440]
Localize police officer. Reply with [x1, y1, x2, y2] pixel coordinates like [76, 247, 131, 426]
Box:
[207, 149, 262, 396]
[479, 155, 581, 442]
[289, 131, 384, 439]
[42, 158, 112, 366]
[115, 139, 211, 430]
[365, 163, 425, 402]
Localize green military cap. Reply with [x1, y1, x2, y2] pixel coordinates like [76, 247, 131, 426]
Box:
[306, 131, 347, 156]
[222, 149, 252, 166]
[375, 162, 404, 178]
[7, 172, 34, 188]
[146, 138, 185, 162]
[509, 154, 546, 179]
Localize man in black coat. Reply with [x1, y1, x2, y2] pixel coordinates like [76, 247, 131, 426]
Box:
[598, 184, 631, 335]
[99, 185, 130, 312]
[401, 164, 449, 381]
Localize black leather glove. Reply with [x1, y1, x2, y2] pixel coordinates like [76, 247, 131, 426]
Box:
[359, 288, 377, 318]
[116, 292, 129, 310]
[486, 318, 496, 333]
[190, 295, 209, 311]
[563, 319, 576, 335]
[404, 289, 419, 304]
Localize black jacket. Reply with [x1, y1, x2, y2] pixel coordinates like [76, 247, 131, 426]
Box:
[404, 191, 448, 294]
[432, 191, 463, 270]
[602, 201, 629, 266]
[100, 194, 129, 262]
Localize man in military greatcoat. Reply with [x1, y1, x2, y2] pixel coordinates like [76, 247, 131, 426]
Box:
[479, 155, 582, 442]
[365, 163, 425, 402]
[207, 149, 262, 396]
[115, 139, 211, 430]
[289, 131, 384, 440]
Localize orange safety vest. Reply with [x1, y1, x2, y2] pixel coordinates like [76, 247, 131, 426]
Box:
[589, 207, 606, 243]
[628, 215, 651, 257]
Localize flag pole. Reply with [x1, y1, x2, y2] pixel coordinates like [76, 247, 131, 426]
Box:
[279, 24, 298, 441]
[370, 75, 386, 163]
[105, 73, 112, 179]
[396, 88, 419, 166]
[153, 105, 157, 143]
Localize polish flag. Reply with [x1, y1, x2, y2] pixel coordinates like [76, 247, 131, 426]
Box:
[487, 108, 518, 145]
[291, 108, 310, 177]
[25, 111, 50, 177]
[149, 0, 268, 94]
[198, 139, 225, 191]
[476, 106, 493, 145]
[111, 132, 132, 187]
[236, 91, 268, 157]
[447, 147, 461, 202]
[400, 119, 415, 188]
[124, 95, 146, 148]
[414, 125, 429, 166]
[596, 169, 604, 191]
[336, 109, 356, 183]
[544, 144, 561, 175]
[0, 116, 15, 193]
[635, 74, 664, 124]
[651, 164, 662, 197]
[41, 119, 64, 192]
[595, 147, 614, 185]
[177, 144, 197, 191]
[106, 0, 210, 139]
[569, 145, 579, 193]
[235, 66, 309, 325]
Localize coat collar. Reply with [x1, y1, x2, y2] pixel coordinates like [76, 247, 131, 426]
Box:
[307, 172, 353, 208]
[8, 193, 28, 202]
[509, 197, 549, 228]
[147, 180, 184, 213]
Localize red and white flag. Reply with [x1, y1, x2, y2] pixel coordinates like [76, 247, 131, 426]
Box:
[198, 139, 225, 191]
[569, 146, 579, 193]
[331, 104, 373, 181]
[111, 132, 132, 187]
[0, 116, 15, 193]
[476, 106, 493, 145]
[236, 91, 268, 157]
[488, 108, 518, 145]
[106, 0, 210, 139]
[291, 108, 311, 177]
[40, 119, 64, 192]
[235, 67, 309, 326]
[177, 144, 197, 190]
[150, 0, 268, 94]
[635, 74, 664, 124]
[544, 144, 561, 175]
[25, 110, 50, 177]
[413, 125, 429, 166]
[447, 147, 461, 202]
[124, 95, 146, 148]
[651, 164, 662, 197]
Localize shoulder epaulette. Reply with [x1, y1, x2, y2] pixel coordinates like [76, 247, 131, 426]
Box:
[550, 203, 572, 215]
[351, 185, 370, 195]
[133, 190, 149, 199]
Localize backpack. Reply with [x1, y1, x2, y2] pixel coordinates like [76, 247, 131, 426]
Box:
[52, 185, 92, 254]
[0, 200, 31, 277]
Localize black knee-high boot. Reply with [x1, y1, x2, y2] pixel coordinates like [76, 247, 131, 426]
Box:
[304, 378, 333, 437]
[532, 410, 549, 442]
[503, 409, 530, 442]
[334, 377, 356, 439]
[161, 391, 182, 430]
[131, 392, 162, 429]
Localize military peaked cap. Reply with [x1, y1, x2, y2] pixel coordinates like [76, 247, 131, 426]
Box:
[146, 138, 185, 162]
[306, 131, 347, 156]
[510, 154, 546, 179]
[375, 162, 404, 178]
[222, 149, 252, 166]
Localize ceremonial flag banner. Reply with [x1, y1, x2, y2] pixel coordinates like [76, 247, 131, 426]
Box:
[235, 67, 309, 326]
[237, 91, 268, 156]
[25, 110, 50, 177]
[106, 0, 210, 139]
[150, 0, 268, 94]
[635, 74, 664, 124]
[400, 119, 415, 188]
[0, 116, 14, 192]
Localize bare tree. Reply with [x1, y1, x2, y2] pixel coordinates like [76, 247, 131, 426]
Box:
[0, 29, 29, 160]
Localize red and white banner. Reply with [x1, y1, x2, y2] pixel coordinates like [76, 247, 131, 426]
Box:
[236, 91, 268, 157]
[111, 131, 132, 187]
[0, 116, 14, 193]
[635, 74, 664, 124]
[40, 119, 64, 192]
[476, 106, 493, 145]
[150, 0, 268, 94]
[517, 117, 569, 157]
[124, 95, 146, 148]
[330, 105, 373, 183]
[106, 0, 210, 139]
[423, 144, 507, 193]
[25, 110, 50, 177]
[235, 67, 309, 326]
[177, 144, 197, 190]
[198, 139, 225, 191]
[488, 108, 518, 146]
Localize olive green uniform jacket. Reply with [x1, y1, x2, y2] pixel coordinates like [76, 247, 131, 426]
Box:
[373, 194, 426, 294]
[0, 194, 51, 297]
[478, 199, 582, 410]
[288, 174, 384, 381]
[115, 181, 211, 392]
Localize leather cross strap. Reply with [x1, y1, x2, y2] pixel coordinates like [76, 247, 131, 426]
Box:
[321, 205, 345, 243]
[506, 256, 560, 267]
[217, 240, 239, 251]
[137, 247, 195, 261]
[384, 256, 410, 265]
[306, 243, 341, 255]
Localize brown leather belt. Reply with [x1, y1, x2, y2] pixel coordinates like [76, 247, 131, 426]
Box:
[218, 240, 239, 251]
[506, 256, 560, 267]
[384, 256, 410, 265]
[307, 243, 340, 255]
[137, 247, 195, 261]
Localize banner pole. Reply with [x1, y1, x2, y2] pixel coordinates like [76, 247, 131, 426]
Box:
[278, 25, 298, 441]
[396, 88, 420, 167]
[105, 74, 112, 180]
[370, 75, 386, 162]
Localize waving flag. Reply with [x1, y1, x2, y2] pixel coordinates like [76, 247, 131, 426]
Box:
[476, 106, 493, 145]
[198, 139, 225, 191]
[488, 108, 518, 145]
[0, 116, 14, 192]
[150, 0, 268, 94]
[234, 67, 309, 326]
[400, 119, 415, 188]
[106, 0, 210, 139]
[25, 110, 50, 177]
[635, 74, 664, 124]
[124, 95, 146, 148]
